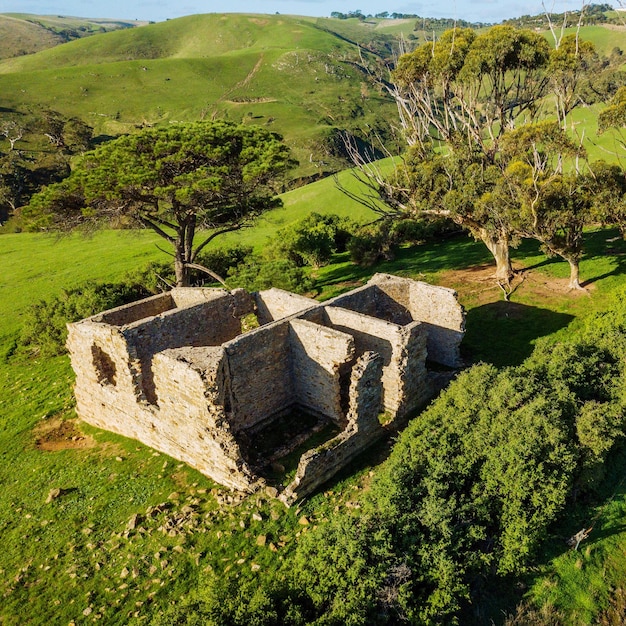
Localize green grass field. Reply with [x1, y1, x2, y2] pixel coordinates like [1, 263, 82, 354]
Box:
[2, 190, 626, 623]
[0, 14, 399, 181]
[2, 10, 626, 623]
[1, 13, 622, 183]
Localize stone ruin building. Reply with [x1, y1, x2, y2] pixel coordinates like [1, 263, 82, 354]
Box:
[67, 273, 465, 505]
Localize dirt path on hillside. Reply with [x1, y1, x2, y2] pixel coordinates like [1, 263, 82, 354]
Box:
[218, 54, 265, 104]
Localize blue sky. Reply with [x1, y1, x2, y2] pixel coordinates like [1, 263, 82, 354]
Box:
[0, 0, 607, 25]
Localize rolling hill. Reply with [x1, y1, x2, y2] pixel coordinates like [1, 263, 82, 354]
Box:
[0, 11, 624, 182]
[0, 13, 146, 59]
[0, 13, 405, 181]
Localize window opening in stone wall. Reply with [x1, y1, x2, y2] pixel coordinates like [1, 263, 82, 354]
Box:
[91, 344, 117, 386]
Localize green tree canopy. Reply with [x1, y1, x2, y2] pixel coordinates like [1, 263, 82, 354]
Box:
[24, 121, 296, 286]
[348, 26, 597, 287]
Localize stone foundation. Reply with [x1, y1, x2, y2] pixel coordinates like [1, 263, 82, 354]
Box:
[67, 274, 465, 503]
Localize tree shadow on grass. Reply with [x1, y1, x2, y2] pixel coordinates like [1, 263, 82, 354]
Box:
[316, 235, 494, 295]
[581, 232, 626, 286]
[463, 301, 575, 367]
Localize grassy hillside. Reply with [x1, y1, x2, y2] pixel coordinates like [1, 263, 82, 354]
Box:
[0, 14, 399, 181]
[0, 13, 145, 59]
[0, 14, 624, 185]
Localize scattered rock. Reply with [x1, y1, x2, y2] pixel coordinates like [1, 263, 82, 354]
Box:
[126, 513, 141, 532]
[256, 534, 267, 547]
[298, 516, 310, 526]
[251, 563, 261, 571]
[251, 512, 263, 522]
[265, 486, 279, 498]
[120, 567, 129, 579]
[45, 488, 62, 504]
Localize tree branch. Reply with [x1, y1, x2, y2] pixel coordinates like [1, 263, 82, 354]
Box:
[184, 263, 228, 288]
[191, 224, 244, 261]
[137, 215, 176, 243]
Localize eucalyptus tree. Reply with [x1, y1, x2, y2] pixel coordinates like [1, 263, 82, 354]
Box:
[587, 160, 626, 240]
[348, 25, 597, 286]
[24, 121, 296, 286]
[491, 121, 593, 290]
[371, 26, 552, 283]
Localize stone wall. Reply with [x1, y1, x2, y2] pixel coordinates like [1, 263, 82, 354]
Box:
[289, 319, 355, 424]
[255, 288, 317, 324]
[360, 273, 465, 368]
[328, 283, 413, 326]
[407, 280, 465, 367]
[67, 273, 466, 504]
[323, 306, 428, 417]
[223, 322, 293, 432]
[97, 292, 175, 326]
[280, 351, 384, 505]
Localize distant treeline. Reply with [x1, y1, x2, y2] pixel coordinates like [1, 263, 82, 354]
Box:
[329, 10, 489, 27]
[504, 3, 620, 28]
[331, 3, 621, 29]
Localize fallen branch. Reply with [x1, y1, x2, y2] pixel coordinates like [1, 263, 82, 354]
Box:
[185, 263, 228, 288]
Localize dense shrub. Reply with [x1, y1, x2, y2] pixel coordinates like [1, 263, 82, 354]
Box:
[283, 337, 626, 623]
[122, 245, 254, 290]
[227, 256, 314, 294]
[347, 221, 397, 266]
[150, 573, 309, 626]
[348, 217, 458, 266]
[160, 306, 626, 625]
[273, 213, 356, 268]
[196, 245, 253, 282]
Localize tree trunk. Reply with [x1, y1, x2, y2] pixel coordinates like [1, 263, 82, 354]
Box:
[174, 240, 189, 287]
[567, 257, 583, 290]
[174, 216, 195, 287]
[479, 230, 513, 283]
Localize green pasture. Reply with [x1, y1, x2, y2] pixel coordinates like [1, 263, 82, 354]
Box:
[3, 14, 623, 184]
[3, 197, 626, 623]
[2, 10, 626, 623]
[0, 14, 397, 180]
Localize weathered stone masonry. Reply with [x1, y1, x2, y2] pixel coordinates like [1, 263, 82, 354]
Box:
[67, 273, 465, 504]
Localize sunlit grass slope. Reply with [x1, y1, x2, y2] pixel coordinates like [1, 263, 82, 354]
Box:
[0, 14, 396, 179]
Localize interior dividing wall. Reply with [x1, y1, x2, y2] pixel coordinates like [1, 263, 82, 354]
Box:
[289, 319, 354, 424]
[223, 322, 293, 432]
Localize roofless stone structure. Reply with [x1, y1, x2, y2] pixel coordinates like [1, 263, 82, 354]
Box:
[67, 273, 465, 504]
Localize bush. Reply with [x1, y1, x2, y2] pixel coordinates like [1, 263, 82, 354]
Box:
[195, 245, 253, 282]
[281, 323, 626, 623]
[227, 256, 314, 294]
[274, 213, 356, 268]
[348, 217, 460, 266]
[347, 221, 396, 266]
[121, 245, 254, 290]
